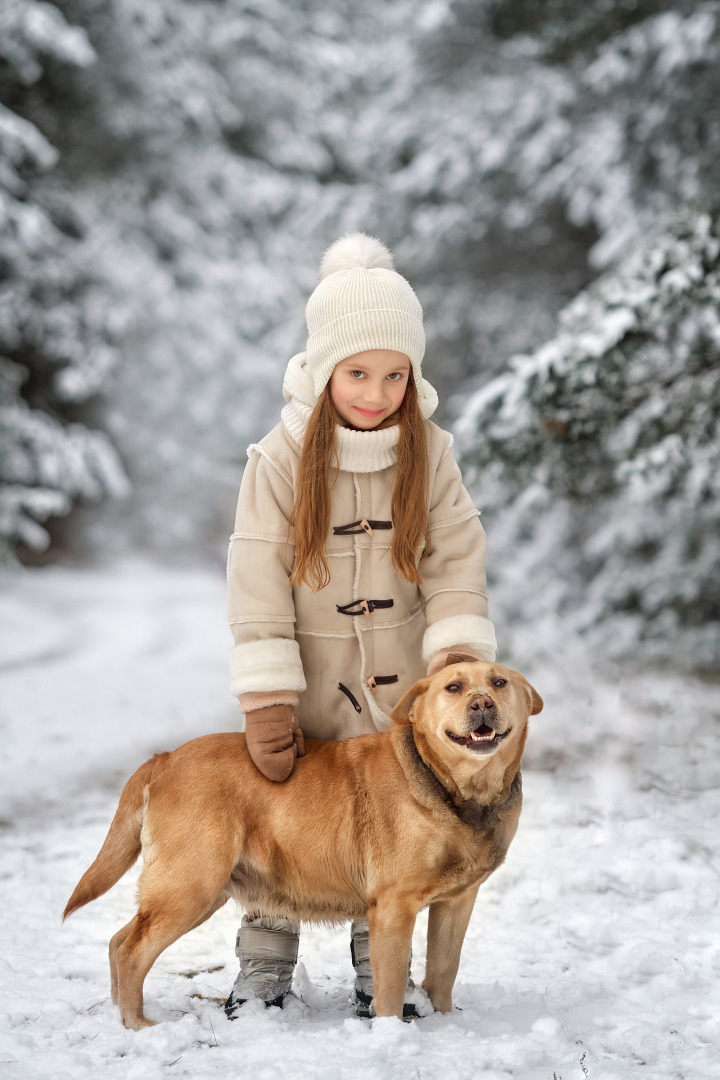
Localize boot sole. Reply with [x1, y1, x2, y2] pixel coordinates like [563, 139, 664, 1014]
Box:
[224, 993, 286, 1018]
[353, 989, 420, 1020]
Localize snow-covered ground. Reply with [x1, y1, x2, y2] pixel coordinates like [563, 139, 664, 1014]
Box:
[1, 561, 719, 1080]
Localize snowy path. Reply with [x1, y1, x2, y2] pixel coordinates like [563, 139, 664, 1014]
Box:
[1, 562, 718, 1080]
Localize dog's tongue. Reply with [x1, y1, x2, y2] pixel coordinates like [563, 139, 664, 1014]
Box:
[469, 723, 494, 742]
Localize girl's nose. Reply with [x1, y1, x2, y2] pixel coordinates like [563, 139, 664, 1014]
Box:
[362, 381, 385, 403]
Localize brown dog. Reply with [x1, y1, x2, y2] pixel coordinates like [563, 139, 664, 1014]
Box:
[64, 661, 542, 1029]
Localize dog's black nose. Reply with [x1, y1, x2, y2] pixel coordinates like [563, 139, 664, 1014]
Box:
[470, 696, 494, 711]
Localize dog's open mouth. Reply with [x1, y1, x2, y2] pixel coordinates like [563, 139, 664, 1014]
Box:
[446, 723, 510, 753]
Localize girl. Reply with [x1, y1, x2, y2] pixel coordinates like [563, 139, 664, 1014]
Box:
[225, 233, 497, 1018]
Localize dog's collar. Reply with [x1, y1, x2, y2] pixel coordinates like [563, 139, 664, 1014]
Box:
[406, 727, 522, 830]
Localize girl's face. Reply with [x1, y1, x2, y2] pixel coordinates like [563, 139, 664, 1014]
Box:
[329, 350, 410, 429]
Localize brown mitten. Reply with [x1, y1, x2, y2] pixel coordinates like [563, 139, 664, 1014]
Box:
[245, 705, 305, 782]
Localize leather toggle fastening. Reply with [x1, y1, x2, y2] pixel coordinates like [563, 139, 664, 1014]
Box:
[336, 598, 394, 618]
[367, 675, 399, 692]
[332, 519, 392, 536]
[338, 683, 362, 713]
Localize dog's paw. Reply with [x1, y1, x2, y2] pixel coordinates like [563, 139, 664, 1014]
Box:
[122, 1013, 157, 1030]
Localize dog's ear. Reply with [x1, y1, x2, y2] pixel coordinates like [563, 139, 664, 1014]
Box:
[528, 684, 544, 715]
[390, 677, 431, 726]
[444, 650, 476, 667]
[427, 649, 478, 676]
[509, 670, 544, 716]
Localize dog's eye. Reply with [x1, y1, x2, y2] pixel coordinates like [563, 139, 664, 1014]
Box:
[445, 683, 461, 693]
[492, 678, 507, 688]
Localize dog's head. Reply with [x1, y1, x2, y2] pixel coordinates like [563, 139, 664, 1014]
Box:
[391, 661, 542, 781]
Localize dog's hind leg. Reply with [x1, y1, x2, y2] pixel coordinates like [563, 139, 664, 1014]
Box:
[367, 896, 419, 1018]
[115, 859, 232, 1030]
[423, 883, 480, 1013]
[108, 896, 227, 1008]
[109, 916, 138, 1005]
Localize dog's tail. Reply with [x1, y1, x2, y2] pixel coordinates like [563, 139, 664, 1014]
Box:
[63, 753, 167, 921]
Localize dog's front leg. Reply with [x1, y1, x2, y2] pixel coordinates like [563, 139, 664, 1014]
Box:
[367, 897, 418, 1018]
[424, 884, 480, 1013]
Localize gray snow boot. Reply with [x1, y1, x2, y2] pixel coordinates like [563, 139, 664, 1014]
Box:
[224, 915, 300, 1018]
[350, 919, 420, 1019]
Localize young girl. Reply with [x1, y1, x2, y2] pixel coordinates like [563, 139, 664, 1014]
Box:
[225, 233, 497, 1018]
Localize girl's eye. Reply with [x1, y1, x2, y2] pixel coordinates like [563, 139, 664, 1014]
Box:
[387, 372, 404, 381]
[349, 370, 366, 379]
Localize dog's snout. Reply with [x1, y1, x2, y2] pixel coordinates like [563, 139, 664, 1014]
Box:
[469, 696, 494, 711]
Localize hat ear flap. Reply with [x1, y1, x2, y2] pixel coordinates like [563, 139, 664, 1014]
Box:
[390, 676, 431, 726]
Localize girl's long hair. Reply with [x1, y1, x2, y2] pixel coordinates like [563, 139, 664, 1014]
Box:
[289, 373, 430, 590]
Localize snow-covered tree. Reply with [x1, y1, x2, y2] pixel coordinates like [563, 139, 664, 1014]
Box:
[0, 1, 128, 561]
[363, 1, 720, 408]
[459, 212, 720, 672]
[451, 3, 720, 670]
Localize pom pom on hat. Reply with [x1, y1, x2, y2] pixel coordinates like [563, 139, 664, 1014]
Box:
[303, 232, 438, 419]
[319, 233, 395, 279]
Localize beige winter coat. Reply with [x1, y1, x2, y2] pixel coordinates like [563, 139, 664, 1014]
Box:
[227, 400, 496, 740]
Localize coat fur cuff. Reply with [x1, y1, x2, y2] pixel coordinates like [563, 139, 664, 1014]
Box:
[422, 615, 497, 665]
[230, 639, 307, 698]
[237, 690, 300, 713]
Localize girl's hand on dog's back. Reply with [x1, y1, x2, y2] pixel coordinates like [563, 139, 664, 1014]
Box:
[245, 705, 305, 781]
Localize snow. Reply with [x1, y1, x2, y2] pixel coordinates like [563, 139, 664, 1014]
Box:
[0, 103, 58, 171]
[1, 561, 719, 1079]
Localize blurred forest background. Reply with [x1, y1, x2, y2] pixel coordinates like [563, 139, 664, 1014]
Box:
[1, 0, 718, 673]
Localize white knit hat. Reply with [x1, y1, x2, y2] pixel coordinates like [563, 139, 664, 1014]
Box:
[303, 233, 438, 418]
